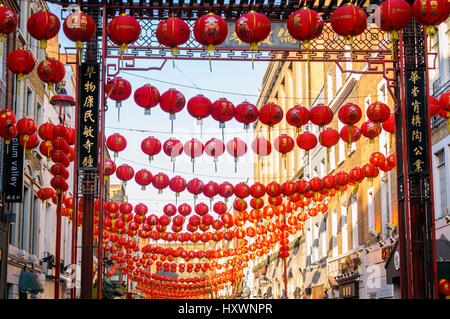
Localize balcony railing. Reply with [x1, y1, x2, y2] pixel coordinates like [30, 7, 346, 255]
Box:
[431, 79, 449, 129]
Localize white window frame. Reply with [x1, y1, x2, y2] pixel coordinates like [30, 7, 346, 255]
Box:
[341, 204, 348, 254]
[367, 187, 375, 232]
[351, 196, 358, 250]
[331, 209, 338, 257]
[327, 71, 333, 104]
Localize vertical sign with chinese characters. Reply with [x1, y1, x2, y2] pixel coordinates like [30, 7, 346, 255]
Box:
[78, 63, 99, 171]
[405, 70, 429, 174]
[3, 136, 24, 202]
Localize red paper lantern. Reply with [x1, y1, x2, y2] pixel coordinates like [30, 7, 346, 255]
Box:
[281, 181, 296, 198]
[187, 94, 212, 126]
[135, 169, 153, 190]
[106, 77, 132, 120]
[156, 17, 190, 55]
[163, 138, 183, 172]
[319, 128, 340, 149]
[159, 88, 186, 131]
[335, 172, 350, 187]
[439, 91, 450, 129]
[273, 134, 295, 160]
[375, 0, 412, 41]
[235, 11, 271, 51]
[211, 98, 235, 135]
[338, 103, 362, 127]
[163, 204, 177, 217]
[169, 176, 187, 198]
[204, 138, 225, 171]
[219, 182, 234, 202]
[362, 163, 379, 182]
[286, 106, 311, 132]
[195, 203, 209, 216]
[251, 137, 272, 157]
[203, 181, 219, 201]
[116, 164, 135, 187]
[187, 178, 205, 200]
[287, 9, 324, 48]
[259, 103, 284, 128]
[296, 131, 318, 156]
[51, 176, 68, 194]
[438, 279, 450, 296]
[250, 182, 266, 198]
[367, 102, 391, 127]
[141, 136, 161, 162]
[361, 120, 382, 142]
[330, 5, 367, 44]
[340, 125, 361, 145]
[20, 133, 39, 151]
[178, 203, 192, 217]
[27, 10, 60, 49]
[152, 172, 170, 194]
[370, 151, 387, 167]
[235, 101, 258, 130]
[106, 133, 127, 159]
[309, 104, 333, 129]
[0, 5, 18, 55]
[134, 84, 160, 115]
[233, 198, 247, 212]
[234, 183, 250, 199]
[412, 0, 449, 35]
[193, 13, 228, 52]
[104, 159, 116, 181]
[226, 138, 247, 171]
[213, 201, 227, 215]
[39, 140, 52, 160]
[429, 96, 441, 117]
[7, 49, 35, 93]
[382, 114, 396, 134]
[184, 138, 204, 172]
[266, 181, 282, 198]
[0, 109, 16, 129]
[107, 14, 141, 56]
[63, 11, 96, 59]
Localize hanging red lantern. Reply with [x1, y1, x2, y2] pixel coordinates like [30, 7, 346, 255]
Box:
[20, 133, 39, 153]
[338, 103, 362, 128]
[309, 177, 324, 194]
[250, 182, 266, 198]
[203, 181, 219, 202]
[141, 136, 161, 162]
[335, 172, 350, 188]
[439, 91, 450, 130]
[330, 5, 367, 45]
[104, 159, 116, 182]
[106, 77, 132, 121]
[204, 138, 225, 172]
[187, 178, 205, 200]
[367, 101, 391, 129]
[213, 201, 227, 215]
[159, 88, 186, 133]
[349, 167, 364, 190]
[63, 11, 96, 64]
[16, 117, 37, 149]
[250, 198, 265, 211]
[163, 204, 177, 217]
[382, 114, 396, 134]
[233, 198, 247, 212]
[163, 138, 183, 172]
[234, 183, 250, 199]
[211, 98, 235, 139]
[106, 133, 127, 159]
[0, 5, 18, 56]
[156, 17, 190, 55]
[0, 109, 16, 129]
[227, 137, 247, 172]
[27, 10, 60, 51]
[412, 0, 449, 35]
[193, 13, 228, 52]
[134, 84, 160, 115]
[135, 169, 153, 190]
[340, 124, 361, 146]
[251, 137, 272, 160]
[116, 164, 135, 187]
[296, 131, 318, 156]
[309, 104, 333, 129]
[219, 182, 234, 202]
[361, 120, 382, 143]
[51, 176, 68, 194]
[438, 279, 450, 296]
[7, 49, 35, 94]
[258, 103, 284, 139]
[235, 101, 258, 130]
[39, 140, 52, 160]
[178, 203, 192, 217]
[187, 94, 212, 128]
[429, 96, 441, 118]
[281, 181, 296, 199]
[184, 138, 204, 173]
[107, 14, 141, 58]
[286, 106, 311, 133]
[375, 0, 412, 45]
[235, 11, 271, 51]
[370, 151, 387, 167]
[266, 181, 282, 198]
[287, 8, 324, 51]
[273, 134, 295, 159]
[152, 172, 170, 194]
[362, 163, 379, 183]
[195, 203, 209, 216]
[319, 128, 340, 160]
[169, 176, 187, 200]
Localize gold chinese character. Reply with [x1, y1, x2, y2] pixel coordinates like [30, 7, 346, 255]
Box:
[409, 71, 421, 84]
[83, 125, 94, 138]
[411, 114, 422, 127]
[411, 100, 421, 113]
[413, 159, 424, 172]
[414, 146, 423, 156]
[411, 86, 419, 97]
[82, 155, 94, 168]
[84, 65, 96, 79]
[83, 95, 94, 108]
[84, 110, 95, 123]
[411, 130, 422, 142]
[83, 139, 94, 153]
[84, 81, 96, 93]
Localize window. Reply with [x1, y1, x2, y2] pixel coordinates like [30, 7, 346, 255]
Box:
[331, 209, 338, 257]
[320, 217, 328, 259]
[313, 166, 318, 178]
[9, 203, 18, 246]
[327, 71, 333, 104]
[367, 187, 375, 232]
[306, 221, 312, 261]
[36, 101, 43, 127]
[436, 151, 448, 219]
[20, 187, 30, 251]
[351, 196, 358, 250]
[341, 204, 348, 254]
[26, 87, 33, 118]
[378, 80, 387, 104]
[313, 222, 319, 262]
